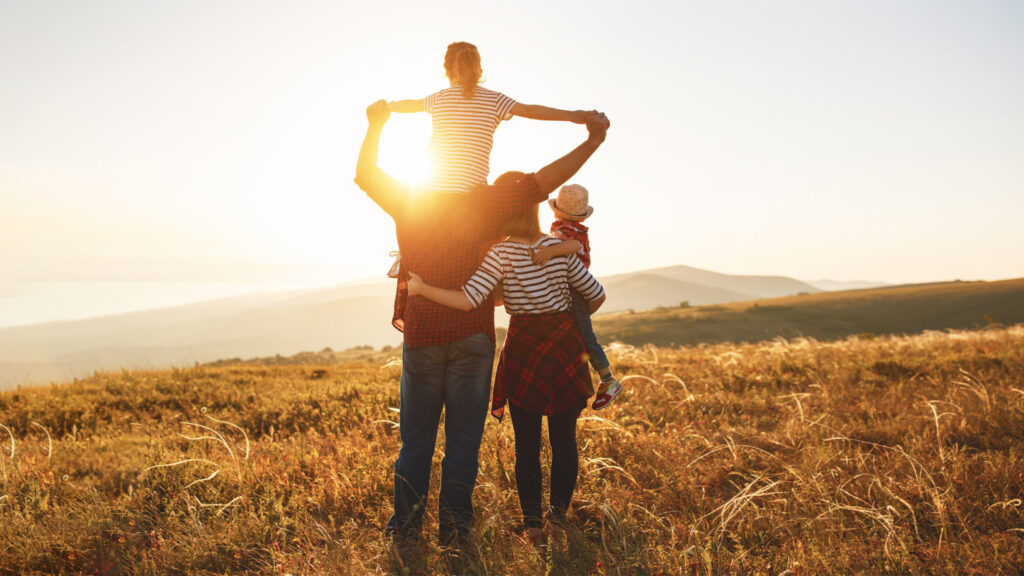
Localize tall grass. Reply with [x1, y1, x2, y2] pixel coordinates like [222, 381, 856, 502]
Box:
[1, 326, 1022, 574]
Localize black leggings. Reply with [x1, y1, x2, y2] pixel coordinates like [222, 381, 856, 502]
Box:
[508, 403, 581, 528]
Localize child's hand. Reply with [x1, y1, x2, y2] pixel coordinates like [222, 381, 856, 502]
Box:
[406, 271, 424, 296]
[532, 246, 556, 266]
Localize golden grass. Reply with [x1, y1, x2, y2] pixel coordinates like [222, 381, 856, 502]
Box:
[1, 326, 1023, 574]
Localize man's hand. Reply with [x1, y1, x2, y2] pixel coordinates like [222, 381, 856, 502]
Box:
[366, 99, 391, 126]
[585, 111, 609, 144]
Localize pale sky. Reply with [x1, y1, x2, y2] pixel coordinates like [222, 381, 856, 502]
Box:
[2, 1, 1023, 327]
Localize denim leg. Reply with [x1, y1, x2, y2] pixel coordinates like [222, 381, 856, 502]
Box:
[387, 342, 446, 537]
[570, 289, 610, 371]
[438, 333, 495, 540]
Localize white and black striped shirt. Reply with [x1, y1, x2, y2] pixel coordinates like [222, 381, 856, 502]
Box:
[422, 85, 517, 194]
[463, 236, 605, 315]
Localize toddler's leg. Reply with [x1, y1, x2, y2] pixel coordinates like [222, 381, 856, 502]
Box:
[569, 290, 612, 375]
[546, 409, 581, 522]
[509, 403, 545, 529]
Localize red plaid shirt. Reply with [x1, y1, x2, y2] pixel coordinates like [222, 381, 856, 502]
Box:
[550, 220, 591, 268]
[492, 311, 592, 420]
[361, 171, 547, 347]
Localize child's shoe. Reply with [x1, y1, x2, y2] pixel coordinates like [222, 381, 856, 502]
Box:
[592, 378, 623, 410]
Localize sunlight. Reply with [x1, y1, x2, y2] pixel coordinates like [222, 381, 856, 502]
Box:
[378, 115, 433, 189]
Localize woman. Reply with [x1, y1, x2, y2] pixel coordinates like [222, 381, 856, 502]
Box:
[406, 201, 605, 540]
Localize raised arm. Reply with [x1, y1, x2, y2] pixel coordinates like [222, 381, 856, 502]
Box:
[532, 239, 584, 266]
[534, 111, 609, 196]
[387, 99, 425, 113]
[511, 103, 587, 123]
[354, 100, 407, 216]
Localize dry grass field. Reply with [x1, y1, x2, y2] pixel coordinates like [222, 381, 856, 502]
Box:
[1, 325, 1023, 575]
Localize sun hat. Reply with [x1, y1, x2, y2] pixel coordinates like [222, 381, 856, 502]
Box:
[548, 184, 594, 221]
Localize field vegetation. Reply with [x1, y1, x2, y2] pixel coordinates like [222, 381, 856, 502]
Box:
[1, 325, 1023, 574]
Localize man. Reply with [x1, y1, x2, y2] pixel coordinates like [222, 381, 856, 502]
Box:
[354, 100, 609, 556]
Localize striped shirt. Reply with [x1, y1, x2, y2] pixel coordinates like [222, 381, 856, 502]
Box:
[422, 85, 517, 194]
[463, 236, 605, 315]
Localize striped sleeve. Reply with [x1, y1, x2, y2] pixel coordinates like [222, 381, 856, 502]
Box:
[495, 92, 517, 121]
[462, 246, 505, 308]
[566, 254, 604, 301]
[424, 91, 438, 114]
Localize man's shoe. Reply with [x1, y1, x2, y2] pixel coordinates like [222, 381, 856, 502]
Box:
[440, 531, 479, 575]
[389, 533, 425, 574]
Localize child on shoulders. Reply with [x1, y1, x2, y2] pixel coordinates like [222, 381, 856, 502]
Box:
[387, 41, 589, 195]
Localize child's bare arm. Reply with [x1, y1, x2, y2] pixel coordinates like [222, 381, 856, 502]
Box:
[532, 239, 584, 266]
[387, 99, 426, 113]
[511, 103, 587, 123]
[407, 272, 474, 311]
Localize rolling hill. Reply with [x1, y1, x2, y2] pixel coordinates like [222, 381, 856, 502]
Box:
[595, 277, 1024, 347]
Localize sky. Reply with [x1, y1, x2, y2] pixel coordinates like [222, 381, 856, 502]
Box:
[2, 0, 1023, 328]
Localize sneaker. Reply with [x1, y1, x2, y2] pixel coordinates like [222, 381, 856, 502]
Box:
[387, 251, 401, 278]
[591, 379, 622, 410]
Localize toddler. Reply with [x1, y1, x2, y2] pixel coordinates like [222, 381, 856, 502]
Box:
[532, 184, 623, 409]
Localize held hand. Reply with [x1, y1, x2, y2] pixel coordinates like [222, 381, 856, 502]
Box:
[585, 111, 610, 143]
[366, 100, 391, 125]
[571, 110, 589, 124]
[406, 271, 423, 296]
[532, 246, 555, 266]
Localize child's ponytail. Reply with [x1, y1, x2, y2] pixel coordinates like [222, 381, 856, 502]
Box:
[444, 42, 482, 99]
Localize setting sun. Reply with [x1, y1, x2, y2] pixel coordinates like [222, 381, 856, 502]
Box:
[377, 113, 433, 188]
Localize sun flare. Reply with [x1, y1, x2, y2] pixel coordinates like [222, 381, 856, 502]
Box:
[377, 115, 433, 189]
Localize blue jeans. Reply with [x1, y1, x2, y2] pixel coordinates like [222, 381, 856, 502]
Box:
[386, 332, 495, 541]
[569, 290, 610, 371]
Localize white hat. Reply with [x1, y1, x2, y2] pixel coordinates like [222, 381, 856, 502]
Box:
[548, 184, 593, 221]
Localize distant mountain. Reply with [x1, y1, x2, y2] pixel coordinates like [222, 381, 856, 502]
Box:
[806, 279, 890, 292]
[601, 273, 755, 312]
[0, 286, 399, 389]
[0, 265, 859, 389]
[603, 265, 822, 301]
